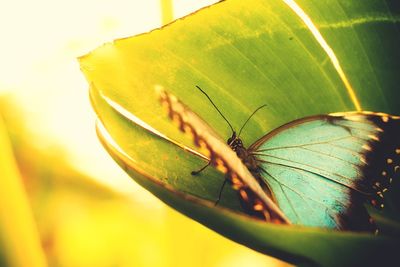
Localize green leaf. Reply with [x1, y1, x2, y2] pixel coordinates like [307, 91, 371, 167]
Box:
[79, 0, 400, 266]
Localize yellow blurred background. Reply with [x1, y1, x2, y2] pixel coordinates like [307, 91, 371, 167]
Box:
[0, 1, 290, 266]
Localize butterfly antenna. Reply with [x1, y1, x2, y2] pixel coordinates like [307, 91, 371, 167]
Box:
[238, 104, 267, 137]
[195, 85, 235, 133]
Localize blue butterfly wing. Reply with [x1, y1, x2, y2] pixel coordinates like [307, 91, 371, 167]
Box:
[249, 112, 400, 230]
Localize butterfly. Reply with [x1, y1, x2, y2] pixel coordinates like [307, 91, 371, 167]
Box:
[157, 86, 400, 232]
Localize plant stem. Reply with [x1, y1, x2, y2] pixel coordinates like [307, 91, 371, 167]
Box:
[160, 0, 174, 25]
[0, 115, 47, 267]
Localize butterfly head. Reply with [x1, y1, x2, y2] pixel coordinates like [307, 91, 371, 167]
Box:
[227, 131, 244, 152]
[195, 85, 265, 153]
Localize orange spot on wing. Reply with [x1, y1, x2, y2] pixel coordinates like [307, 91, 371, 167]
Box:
[253, 203, 263, 211]
[239, 190, 249, 201]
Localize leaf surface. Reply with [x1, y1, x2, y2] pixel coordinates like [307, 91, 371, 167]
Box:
[79, 0, 400, 266]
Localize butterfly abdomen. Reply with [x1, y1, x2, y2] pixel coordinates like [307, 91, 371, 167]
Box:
[226, 134, 280, 218]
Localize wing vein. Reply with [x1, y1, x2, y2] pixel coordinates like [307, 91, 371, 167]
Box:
[255, 157, 365, 193]
[260, 167, 342, 216]
[253, 146, 363, 169]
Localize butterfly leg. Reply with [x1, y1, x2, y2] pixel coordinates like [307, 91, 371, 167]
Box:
[214, 178, 228, 206]
[191, 161, 211, 175]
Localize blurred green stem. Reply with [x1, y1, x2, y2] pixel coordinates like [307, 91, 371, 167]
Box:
[0, 115, 47, 267]
[160, 0, 174, 25]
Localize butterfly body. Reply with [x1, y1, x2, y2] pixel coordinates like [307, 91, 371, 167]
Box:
[157, 87, 399, 231]
[228, 132, 259, 176]
[227, 131, 277, 218]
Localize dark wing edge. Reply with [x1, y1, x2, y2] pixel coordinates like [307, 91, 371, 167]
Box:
[333, 112, 400, 232]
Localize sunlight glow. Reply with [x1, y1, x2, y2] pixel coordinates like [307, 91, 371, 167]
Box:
[283, 0, 362, 111]
[0, 0, 162, 194]
[173, 0, 219, 19]
[0, 1, 289, 266]
[0, 0, 223, 197]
